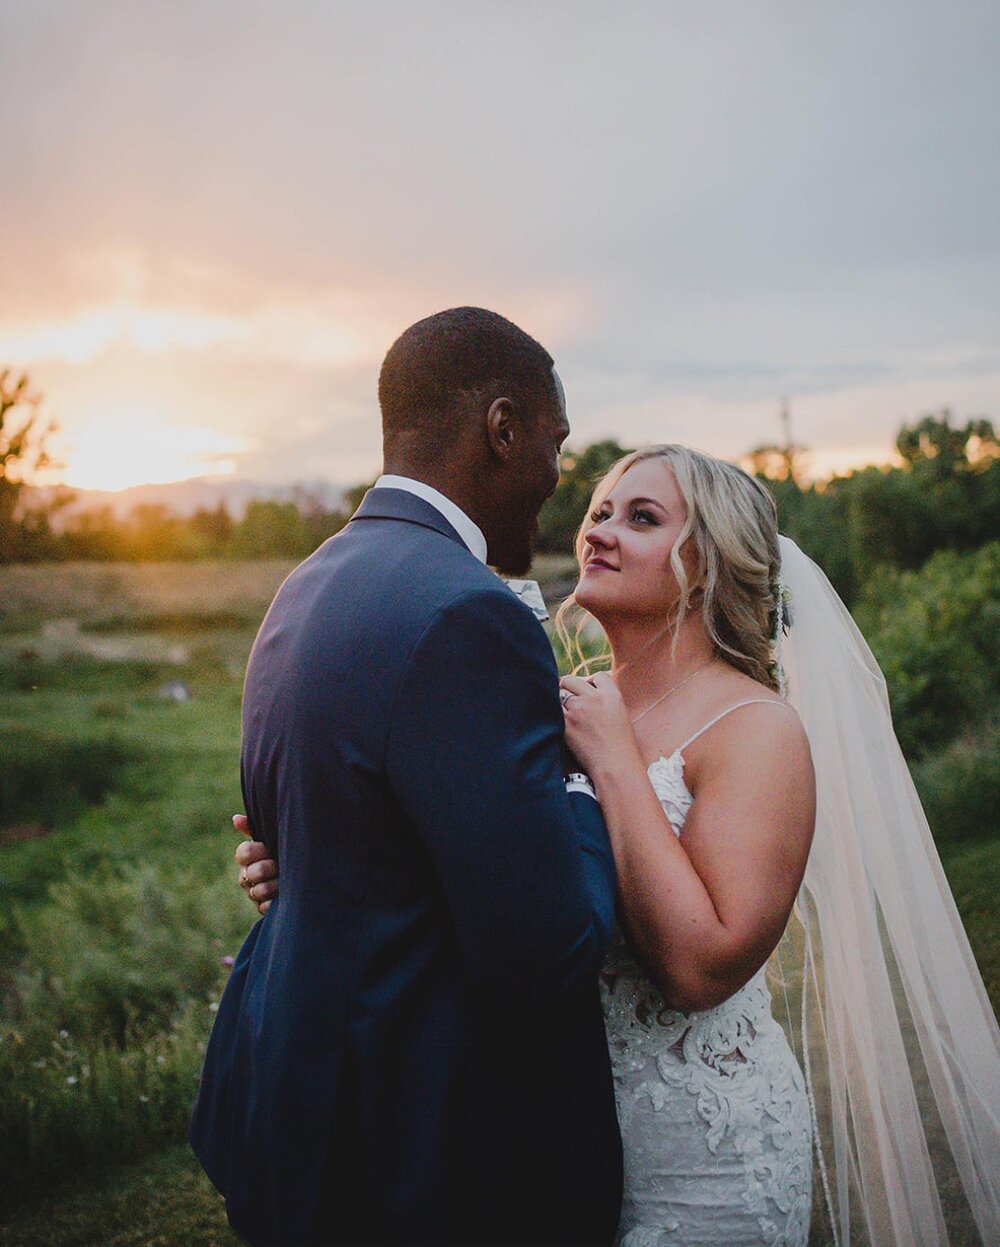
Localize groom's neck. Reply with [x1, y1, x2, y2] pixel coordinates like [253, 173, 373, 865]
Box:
[382, 436, 489, 513]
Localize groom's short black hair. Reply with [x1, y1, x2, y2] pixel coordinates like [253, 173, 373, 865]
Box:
[378, 307, 557, 437]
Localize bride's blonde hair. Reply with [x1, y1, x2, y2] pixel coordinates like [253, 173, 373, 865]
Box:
[555, 445, 782, 689]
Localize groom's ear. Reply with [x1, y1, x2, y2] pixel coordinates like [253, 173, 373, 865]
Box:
[485, 397, 518, 462]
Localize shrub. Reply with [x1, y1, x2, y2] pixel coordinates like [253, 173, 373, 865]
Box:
[911, 723, 1000, 850]
[854, 543, 1000, 757]
[0, 862, 252, 1213]
[11, 863, 248, 1044]
[0, 732, 138, 830]
[0, 996, 221, 1213]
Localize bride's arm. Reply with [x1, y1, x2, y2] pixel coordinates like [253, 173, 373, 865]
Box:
[561, 673, 814, 1012]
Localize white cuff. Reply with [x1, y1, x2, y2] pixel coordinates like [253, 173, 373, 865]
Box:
[564, 772, 597, 801]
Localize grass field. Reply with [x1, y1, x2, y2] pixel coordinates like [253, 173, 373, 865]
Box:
[1, 559, 996, 1246]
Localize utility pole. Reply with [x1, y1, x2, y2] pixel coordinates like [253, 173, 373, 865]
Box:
[779, 395, 795, 481]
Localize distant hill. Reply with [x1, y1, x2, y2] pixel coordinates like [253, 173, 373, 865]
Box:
[22, 477, 351, 524]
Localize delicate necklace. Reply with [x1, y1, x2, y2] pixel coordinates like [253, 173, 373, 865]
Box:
[629, 657, 717, 725]
[614, 619, 676, 680]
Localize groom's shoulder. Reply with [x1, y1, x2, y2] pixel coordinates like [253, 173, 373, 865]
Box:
[279, 521, 524, 635]
[343, 526, 544, 652]
[394, 550, 533, 641]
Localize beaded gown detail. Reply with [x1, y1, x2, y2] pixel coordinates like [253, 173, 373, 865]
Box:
[600, 721, 813, 1247]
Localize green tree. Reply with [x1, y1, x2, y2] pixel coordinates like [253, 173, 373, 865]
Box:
[189, 502, 234, 552]
[854, 542, 1000, 758]
[759, 411, 999, 601]
[120, 504, 193, 561]
[896, 411, 998, 478]
[289, 487, 348, 549]
[0, 370, 56, 562]
[231, 500, 314, 559]
[845, 413, 999, 581]
[58, 505, 126, 561]
[760, 476, 859, 606]
[343, 480, 376, 517]
[535, 439, 633, 554]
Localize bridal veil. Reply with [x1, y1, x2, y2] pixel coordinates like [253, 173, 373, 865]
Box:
[770, 536, 1000, 1246]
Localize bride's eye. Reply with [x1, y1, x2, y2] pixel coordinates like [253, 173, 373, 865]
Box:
[631, 508, 657, 525]
[590, 510, 610, 523]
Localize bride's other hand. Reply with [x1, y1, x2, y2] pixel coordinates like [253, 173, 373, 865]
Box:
[234, 814, 279, 914]
[559, 672, 642, 778]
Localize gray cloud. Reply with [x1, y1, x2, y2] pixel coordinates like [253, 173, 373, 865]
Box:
[3, 1, 998, 483]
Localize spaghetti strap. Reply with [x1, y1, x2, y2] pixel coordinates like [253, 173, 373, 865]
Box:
[678, 698, 797, 753]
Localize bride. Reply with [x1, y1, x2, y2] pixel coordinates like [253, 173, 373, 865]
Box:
[235, 445, 1000, 1246]
[557, 447, 815, 1245]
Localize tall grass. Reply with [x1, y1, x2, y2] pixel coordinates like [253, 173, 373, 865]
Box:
[911, 721, 1000, 849]
[0, 613, 256, 1216]
[0, 730, 137, 831]
[0, 557, 996, 1235]
[0, 560, 295, 633]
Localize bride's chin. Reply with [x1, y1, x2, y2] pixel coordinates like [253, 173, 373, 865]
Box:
[573, 583, 612, 622]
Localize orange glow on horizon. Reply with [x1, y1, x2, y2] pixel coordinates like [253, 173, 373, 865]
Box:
[739, 444, 902, 484]
[48, 407, 251, 493]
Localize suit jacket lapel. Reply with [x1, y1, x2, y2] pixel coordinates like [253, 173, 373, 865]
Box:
[350, 487, 469, 553]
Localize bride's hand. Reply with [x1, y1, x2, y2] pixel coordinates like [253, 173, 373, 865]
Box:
[559, 672, 642, 780]
[234, 814, 279, 915]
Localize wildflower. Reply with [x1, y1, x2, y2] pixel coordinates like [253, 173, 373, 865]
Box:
[220, 955, 235, 967]
[208, 1001, 219, 1012]
[66, 1076, 78, 1086]
[139, 1094, 149, 1103]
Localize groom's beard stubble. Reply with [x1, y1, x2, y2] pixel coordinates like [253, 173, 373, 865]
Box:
[491, 517, 538, 579]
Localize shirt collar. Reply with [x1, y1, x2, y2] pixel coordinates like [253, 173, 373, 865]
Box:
[373, 474, 488, 564]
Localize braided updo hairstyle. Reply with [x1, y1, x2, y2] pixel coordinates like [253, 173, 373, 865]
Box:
[556, 445, 783, 690]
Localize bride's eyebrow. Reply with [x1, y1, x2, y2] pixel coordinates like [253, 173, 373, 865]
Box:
[596, 495, 667, 514]
[624, 496, 667, 512]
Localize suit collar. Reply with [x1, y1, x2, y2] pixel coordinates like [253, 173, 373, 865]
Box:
[351, 487, 471, 553]
[373, 475, 488, 562]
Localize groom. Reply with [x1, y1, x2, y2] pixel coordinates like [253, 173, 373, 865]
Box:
[190, 308, 622, 1246]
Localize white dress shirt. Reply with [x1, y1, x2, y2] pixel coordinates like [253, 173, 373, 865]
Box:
[374, 474, 488, 564]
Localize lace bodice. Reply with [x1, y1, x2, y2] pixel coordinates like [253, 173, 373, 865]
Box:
[601, 749, 773, 1087]
[601, 732, 812, 1247]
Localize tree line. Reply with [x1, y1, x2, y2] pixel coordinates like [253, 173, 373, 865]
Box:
[3, 367, 998, 776]
[3, 370, 996, 586]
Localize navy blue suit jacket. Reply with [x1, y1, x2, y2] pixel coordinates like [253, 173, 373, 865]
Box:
[190, 488, 622, 1246]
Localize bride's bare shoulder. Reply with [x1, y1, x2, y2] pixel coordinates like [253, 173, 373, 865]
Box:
[686, 671, 812, 785]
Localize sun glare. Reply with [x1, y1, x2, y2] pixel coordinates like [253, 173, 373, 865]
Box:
[57, 408, 250, 492]
[800, 445, 902, 481]
[0, 299, 374, 368]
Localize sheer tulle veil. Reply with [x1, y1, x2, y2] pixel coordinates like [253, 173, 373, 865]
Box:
[769, 536, 1000, 1246]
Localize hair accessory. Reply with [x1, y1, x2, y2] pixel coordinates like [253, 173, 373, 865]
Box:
[774, 579, 788, 698]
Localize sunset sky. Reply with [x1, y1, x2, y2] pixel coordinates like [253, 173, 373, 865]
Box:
[3, 1, 999, 492]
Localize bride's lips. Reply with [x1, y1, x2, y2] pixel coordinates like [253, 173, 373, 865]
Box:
[584, 557, 618, 572]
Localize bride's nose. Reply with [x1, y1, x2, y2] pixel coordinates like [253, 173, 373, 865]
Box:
[584, 523, 615, 552]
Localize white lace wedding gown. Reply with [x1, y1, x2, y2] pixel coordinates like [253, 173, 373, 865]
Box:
[600, 702, 813, 1247]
